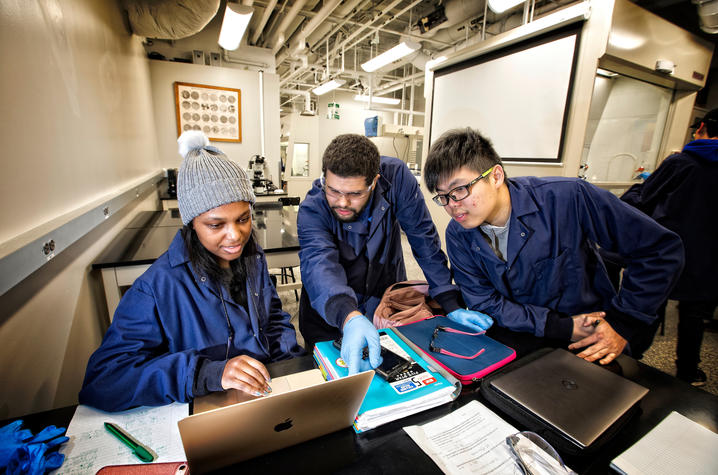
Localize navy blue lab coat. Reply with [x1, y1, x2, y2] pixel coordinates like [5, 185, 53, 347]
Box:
[447, 177, 684, 342]
[298, 156, 460, 330]
[621, 139, 718, 301]
[80, 231, 303, 411]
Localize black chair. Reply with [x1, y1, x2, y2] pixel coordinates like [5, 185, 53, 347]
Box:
[278, 196, 300, 206]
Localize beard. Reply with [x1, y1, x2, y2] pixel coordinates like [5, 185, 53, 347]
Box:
[330, 200, 370, 222]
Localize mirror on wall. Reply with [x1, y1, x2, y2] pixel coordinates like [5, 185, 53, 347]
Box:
[291, 142, 310, 177]
[580, 69, 673, 184]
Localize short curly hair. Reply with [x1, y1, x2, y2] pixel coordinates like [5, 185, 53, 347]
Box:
[424, 128, 503, 193]
[322, 134, 380, 185]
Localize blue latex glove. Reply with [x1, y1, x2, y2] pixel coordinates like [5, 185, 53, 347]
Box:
[447, 309, 493, 332]
[342, 315, 382, 375]
[0, 421, 68, 475]
[8, 441, 66, 475]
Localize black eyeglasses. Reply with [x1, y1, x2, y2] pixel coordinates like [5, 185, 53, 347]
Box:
[432, 165, 496, 206]
[429, 325, 486, 359]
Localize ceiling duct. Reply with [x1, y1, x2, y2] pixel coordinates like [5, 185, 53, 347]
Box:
[124, 0, 221, 39]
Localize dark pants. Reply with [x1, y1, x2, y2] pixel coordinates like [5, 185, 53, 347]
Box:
[299, 288, 342, 353]
[676, 300, 718, 381]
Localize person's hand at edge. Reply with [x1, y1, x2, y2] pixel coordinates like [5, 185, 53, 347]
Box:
[446, 309, 493, 332]
[221, 355, 272, 396]
[570, 311, 606, 342]
[568, 318, 627, 365]
[342, 312, 382, 375]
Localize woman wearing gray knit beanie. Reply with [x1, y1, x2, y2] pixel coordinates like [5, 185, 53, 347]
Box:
[79, 131, 304, 412]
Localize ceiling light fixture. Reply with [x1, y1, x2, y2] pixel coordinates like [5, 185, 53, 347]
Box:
[353, 95, 400, 105]
[218, 3, 254, 51]
[312, 78, 346, 95]
[487, 0, 526, 14]
[361, 40, 421, 72]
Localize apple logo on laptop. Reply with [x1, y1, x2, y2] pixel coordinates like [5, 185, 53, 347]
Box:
[274, 418, 293, 432]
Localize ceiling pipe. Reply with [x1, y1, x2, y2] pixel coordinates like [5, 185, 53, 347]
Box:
[249, 0, 278, 45]
[281, 0, 422, 89]
[304, 0, 372, 53]
[414, 0, 487, 38]
[280, 88, 313, 113]
[264, 0, 309, 53]
[327, 0, 423, 68]
[274, 0, 344, 56]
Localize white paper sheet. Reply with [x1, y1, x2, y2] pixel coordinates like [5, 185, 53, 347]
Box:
[53, 403, 188, 474]
[610, 411, 718, 475]
[404, 400, 521, 474]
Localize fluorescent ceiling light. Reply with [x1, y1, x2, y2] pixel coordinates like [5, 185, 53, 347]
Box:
[354, 95, 400, 105]
[218, 3, 254, 51]
[311, 79, 346, 95]
[361, 41, 421, 72]
[487, 0, 526, 14]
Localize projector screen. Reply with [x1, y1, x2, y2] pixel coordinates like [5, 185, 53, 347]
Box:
[429, 27, 579, 162]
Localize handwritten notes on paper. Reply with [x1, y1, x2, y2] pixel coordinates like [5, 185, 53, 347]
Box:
[54, 403, 188, 474]
[404, 400, 521, 474]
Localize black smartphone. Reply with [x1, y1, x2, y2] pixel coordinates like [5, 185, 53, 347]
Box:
[375, 348, 412, 380]
[333, 339, 411, 380]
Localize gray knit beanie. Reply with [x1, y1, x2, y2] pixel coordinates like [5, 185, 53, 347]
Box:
[176, 131, 256, 225]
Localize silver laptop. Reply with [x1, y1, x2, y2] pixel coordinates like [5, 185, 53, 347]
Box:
[490, 348, 648, 448]
[178, 369, 373, 473]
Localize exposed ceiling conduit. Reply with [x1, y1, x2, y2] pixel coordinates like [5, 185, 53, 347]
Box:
[124, 0, 221, 39]
[304, 0, 370, 53]
[250, 0, 279, 45]
[414, 0, 487, 38]
[275, 0, 344, 56]
[280, 88, 313, 113]
[264, 0, 309, 53]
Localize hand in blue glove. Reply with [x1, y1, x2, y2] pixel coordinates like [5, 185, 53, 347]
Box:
[447, 309, 493, 332]
[342, 314, 382, 375]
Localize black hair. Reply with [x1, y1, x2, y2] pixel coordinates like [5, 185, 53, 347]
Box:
[424, 128, 504, 193]
[703, 118, 718, 138]
[322, 134, 380, 185]
[181, 224, 258, 309]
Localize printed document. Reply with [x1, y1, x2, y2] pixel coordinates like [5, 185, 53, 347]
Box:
[404, 400, 521, 474]
[54, 402, 188, 474]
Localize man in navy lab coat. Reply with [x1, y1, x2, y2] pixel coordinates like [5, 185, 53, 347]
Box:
[297, 133, 493, 374]
[620, 109, 718, 385]
[423, 127, 684, 365]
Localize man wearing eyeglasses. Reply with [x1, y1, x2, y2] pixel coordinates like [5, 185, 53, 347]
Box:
[423, 128, 684, 365]
[298, 133, 493, 374]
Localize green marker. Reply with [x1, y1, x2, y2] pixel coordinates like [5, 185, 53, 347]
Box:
[104, 422, 156, 463]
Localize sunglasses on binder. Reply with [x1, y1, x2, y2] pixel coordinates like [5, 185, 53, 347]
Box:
[429, 325, 486, 359]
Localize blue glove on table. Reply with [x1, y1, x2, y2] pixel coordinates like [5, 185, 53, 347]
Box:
[0, 420, 69, 475]
[447, 309, 493, 332]
[342, 315, 382, 375]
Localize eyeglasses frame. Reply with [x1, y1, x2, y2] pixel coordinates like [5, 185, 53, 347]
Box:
[320, 173, 376, 200]
[432, 165, 496, 207]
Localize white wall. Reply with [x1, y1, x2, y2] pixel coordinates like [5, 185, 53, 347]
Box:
[149, 59, 282, 184]
[0, 0, 161, 418]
